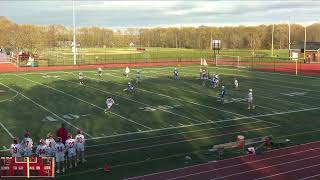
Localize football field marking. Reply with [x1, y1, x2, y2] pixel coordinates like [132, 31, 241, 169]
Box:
[85, 121, 265, 148]
[0, 121, 14, 138]
[86, 125, 277, 158]
[94, 72, 279, 127]
[62, 72, 208, 124]
[0, 82, 93, 138]
[144, 69, 315, 108]
[16, 75, 152, 130]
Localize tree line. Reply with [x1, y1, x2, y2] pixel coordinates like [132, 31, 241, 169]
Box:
[0, 16, 319, 52]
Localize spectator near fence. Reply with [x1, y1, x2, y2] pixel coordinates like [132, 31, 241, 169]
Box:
[56, 123, 68, 143]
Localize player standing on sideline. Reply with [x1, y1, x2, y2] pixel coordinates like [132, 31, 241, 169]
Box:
[75, 129, 86, 163]
[65, 134, 77, 169]
[79, 72, 84, 85]
[125, 66, 130, 77]
[56, 123, 68, 144]
[201, 69, 207, 86]
[104, 96, 115, 113]
[36, 138, 48, 157]
[21, 131, 33, 157]
[45, 132, 56, 157]
[173, 67, 179, 80]
[11, 137, 22, 157]
[98, 67, 102, 77]
[247, 89, 255, 109]
[55, 137, 66, 174]
[234, 78, 239, 90]
[219, 86, 227, 104]
[136, 70, 141, 83]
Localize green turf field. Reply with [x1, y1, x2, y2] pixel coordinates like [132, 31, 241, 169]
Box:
[35, 48, 289, 66]
[1, 65, 320, 179]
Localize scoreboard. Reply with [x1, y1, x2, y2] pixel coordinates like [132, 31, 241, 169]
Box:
[0, 157, 55, 178]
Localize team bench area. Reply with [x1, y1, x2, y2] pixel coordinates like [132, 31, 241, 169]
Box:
[208, 135, 291, 157]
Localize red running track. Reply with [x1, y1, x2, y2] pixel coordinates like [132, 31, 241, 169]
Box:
[128, 141, 320, 180]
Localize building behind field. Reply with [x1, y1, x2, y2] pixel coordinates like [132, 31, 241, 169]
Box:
[290, 42, 320, 63]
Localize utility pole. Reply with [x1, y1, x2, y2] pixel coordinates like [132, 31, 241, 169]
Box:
[304, 25, 307, 60]
[271, 24, 274, 57]
[72, 0, 77, 65]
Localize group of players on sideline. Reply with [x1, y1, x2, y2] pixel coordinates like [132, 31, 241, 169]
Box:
[80, 66, 254, 110]
[10, 124, 86, 174]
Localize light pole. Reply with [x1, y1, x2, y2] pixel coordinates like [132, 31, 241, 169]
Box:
[72, 0, 77, 65]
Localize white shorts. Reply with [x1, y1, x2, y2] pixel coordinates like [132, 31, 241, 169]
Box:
[76, 144, 85, 152]
[107, 103, 113, 109]
[55, 153, 65, 162]
[67, 149, 76, 157]
[248, 98, 253, 103]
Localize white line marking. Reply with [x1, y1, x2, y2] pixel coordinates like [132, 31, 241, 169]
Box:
[128, 145, 320, 180]
[0, 122, 14, 138]
[127, 141, 320, 179]
[87, 125, 276, 158]
[67, 73, 205, 124]
[16, 75, 152, 130]
[85, 121, 264, 148]
[299, 174, 320, 180]
[0, 82, 93, 138]
[209, 155, 320, 180]
[254, 164, 320, 180]
[146, 68, 314, 108]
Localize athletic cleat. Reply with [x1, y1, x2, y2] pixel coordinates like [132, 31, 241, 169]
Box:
[56, 170, 60, 174]
[248, 107, 251, 109]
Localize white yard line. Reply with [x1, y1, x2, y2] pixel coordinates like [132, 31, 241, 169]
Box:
[103, 73, 279, 126]
[0, 82, 93, 138]
[57, 75, 205, 124]
[86, 121, 263, 148]
[15, 75, 152, 130]
[0, 122, 14, 138]
[87, 125, 276, 158]
[145, 69, 316, 108]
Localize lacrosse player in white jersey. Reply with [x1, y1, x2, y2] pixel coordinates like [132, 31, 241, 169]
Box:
[21, 131, 33, 157]
[173, 67, 179, 80]
[65, 133, 77, 169]
[234, 78, 239, 90]
[45, 132, 56, 157]
[55, 137, 66, 174]
[11, 137, 22, 158]
[104, 96, 115, 113]
[79, 72, 84, 85]
[98, 67, 102, 77]
[247, 89, 255, 109]
[75, 129, 86, 163]
[125, 66, 130, 77]
[36, 138, 48, 157]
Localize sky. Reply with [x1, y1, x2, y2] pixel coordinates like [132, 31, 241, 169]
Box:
[1, 1, 320, 29]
